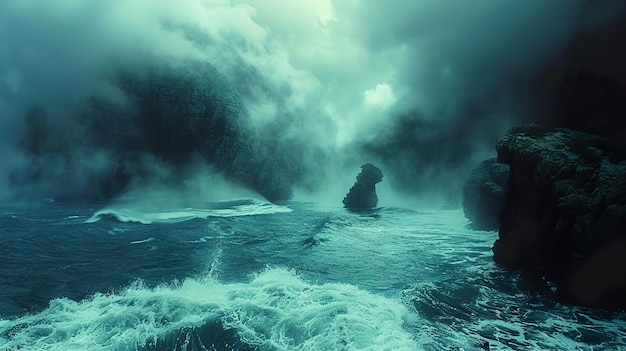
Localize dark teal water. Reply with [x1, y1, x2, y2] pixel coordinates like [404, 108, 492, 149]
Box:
[1, 199, 625, 350]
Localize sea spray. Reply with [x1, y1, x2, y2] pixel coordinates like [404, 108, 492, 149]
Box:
[0, 267, 420, 351]
[85, 199, 293, 224]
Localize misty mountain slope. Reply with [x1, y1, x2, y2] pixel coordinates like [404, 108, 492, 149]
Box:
[11, 61, 301, 201]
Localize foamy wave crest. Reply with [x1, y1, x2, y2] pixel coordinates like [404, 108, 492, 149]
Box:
[84, 199, 292, 224]
[0, 268, 419, 351]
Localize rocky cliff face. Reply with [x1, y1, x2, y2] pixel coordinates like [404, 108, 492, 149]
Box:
[491, 125, 626, 309]
[462, 158, 509, 231]
[12, 61, 296, 201]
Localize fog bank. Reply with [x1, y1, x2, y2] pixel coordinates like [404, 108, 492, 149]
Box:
[1, 0, 624, 207]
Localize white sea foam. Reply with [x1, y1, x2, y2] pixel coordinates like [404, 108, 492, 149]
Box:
[0, 267, 421, 351]
[130, 237, 155, 244]
[84, 199, 292, 224]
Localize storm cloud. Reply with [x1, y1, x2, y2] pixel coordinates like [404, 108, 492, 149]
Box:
[1, 0, 624, 206]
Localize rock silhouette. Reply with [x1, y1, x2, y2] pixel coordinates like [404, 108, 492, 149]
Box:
[462, 157, 509, 231]
[490, 125, 626, 309]
[343, 164, 383, 209]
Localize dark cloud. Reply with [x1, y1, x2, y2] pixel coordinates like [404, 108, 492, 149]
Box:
[1, 0, 624, 206]
[329, 0, 625, 205]
[332, 1, 582, 112]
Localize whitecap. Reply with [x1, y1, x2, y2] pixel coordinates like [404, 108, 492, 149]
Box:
[0, 267, 421, 351]
[130, 237, 155, 244]
[84, 199, 292, 224]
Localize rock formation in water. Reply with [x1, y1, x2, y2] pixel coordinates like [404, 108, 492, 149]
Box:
[489, 125, 626, 309]
[12, 61, 297, 202]
[462, 157, 509, 231]
[343, 163, 383, 209]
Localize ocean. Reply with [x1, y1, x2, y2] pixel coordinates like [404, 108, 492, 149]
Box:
[1, 199, 625, 350]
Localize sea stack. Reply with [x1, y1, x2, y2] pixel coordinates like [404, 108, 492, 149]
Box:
[343, 163, 383, 210]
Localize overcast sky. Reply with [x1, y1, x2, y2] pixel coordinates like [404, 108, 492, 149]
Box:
[1, 0, 621, 203]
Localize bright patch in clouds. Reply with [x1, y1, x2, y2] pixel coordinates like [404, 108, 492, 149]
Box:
[363, 83, 396, 109]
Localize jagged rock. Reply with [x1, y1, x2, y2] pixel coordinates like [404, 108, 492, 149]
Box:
[462, 158, 509, 230]
[492, 124, 626, 309]
[343, 163, 383, 209]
